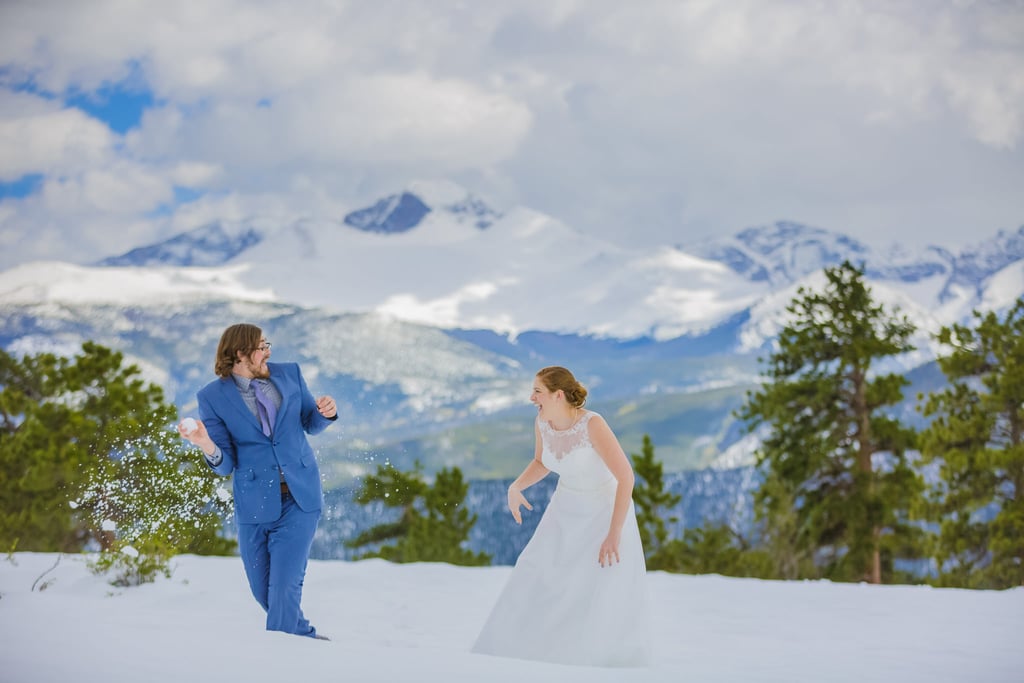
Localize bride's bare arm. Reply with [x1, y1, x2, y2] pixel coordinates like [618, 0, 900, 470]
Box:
[589, 415, 636, 566]
[507, 422, 550, 523]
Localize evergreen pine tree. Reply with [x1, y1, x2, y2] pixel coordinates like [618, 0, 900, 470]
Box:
[347, 463, 490, 566]
[0, 347, 88, 550]
[628, 433, 774, 577]
[0, 342, 234, 582]
[737, 261, 923, 583]
[631, 434, 681, 560]
[345, 462, 427, 550]
[750, 471, 817, 579]
[399, 467, 490, 566]
[918, 298, 1024, 588]
[654, 522, 774, 578]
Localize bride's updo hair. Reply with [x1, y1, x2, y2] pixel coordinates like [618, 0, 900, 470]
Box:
[536, 366, 588, 408]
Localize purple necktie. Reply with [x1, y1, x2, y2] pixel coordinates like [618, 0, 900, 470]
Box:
[252, 380, 277, 437]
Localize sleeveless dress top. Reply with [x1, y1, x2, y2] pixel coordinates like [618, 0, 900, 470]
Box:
[471, 411, 652, 667]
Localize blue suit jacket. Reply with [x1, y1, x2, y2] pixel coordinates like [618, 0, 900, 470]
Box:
[197, 362, 335, 524]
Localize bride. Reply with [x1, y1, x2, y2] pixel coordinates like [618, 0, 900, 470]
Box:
[471, 366, 651, 667]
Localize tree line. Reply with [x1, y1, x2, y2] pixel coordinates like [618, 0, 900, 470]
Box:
[0, 342, 232, 585]
[1, 260, 1020, 588]
[632, 262, 1023, 589]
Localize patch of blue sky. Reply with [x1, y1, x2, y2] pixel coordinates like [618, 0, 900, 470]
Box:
[0, 174, 43, 200]
[0, 67, 41, 93]
[66, 85, 154, 134]
[145, 204, 175, 219]
[2, 62, 155, 134]
[174, 187, 203, 203]
[145, 186, 206, 219]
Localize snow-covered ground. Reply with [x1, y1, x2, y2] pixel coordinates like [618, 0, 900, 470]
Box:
[1, 552, 1020, 682]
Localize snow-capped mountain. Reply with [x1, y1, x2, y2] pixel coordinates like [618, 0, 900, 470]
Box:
[343, 191, 433, 234]
[685, 221, 955, 287]
[1, 181, 1021, 477]
[686, 221, 872, 285]
[61, 182, 764, 340]
[95, 221, 264, 267]
[40, 181, 1023, 349]
[341, 189, 503, 234]
[5, 182, 1022, 379]
[942, 226, 1024, 300]
[690, 220, 1024, 309]
[682, 220, 1024, 357]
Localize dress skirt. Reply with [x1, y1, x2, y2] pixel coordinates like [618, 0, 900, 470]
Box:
[472, 478, 651, 667]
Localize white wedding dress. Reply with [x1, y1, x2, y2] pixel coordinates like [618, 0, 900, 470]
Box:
[472, 411, 651, 667]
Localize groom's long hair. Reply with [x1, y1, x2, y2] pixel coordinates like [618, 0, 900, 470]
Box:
[214, 323, 263, 378]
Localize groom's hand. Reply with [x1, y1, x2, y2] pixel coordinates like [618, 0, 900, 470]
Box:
[178, 419, 217, 457]
[316, 395, 337, 418]
[507, 486, 533, 524]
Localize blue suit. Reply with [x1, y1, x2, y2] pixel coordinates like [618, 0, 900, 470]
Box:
[197, 361, 335, 637]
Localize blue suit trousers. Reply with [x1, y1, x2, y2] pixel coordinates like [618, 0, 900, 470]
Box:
[237, 491, 321, 637]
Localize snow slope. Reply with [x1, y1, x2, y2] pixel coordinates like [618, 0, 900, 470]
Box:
[0, 552, 1020, 683]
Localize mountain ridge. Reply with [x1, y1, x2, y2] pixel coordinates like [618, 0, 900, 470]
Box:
[5, 186, 1022, 358]
[2, 183, 1021, 478]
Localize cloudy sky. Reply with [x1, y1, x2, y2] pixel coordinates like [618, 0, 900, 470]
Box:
[1, 0, 1023, 271]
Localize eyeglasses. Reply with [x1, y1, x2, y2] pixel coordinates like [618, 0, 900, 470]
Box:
[257, 342, 272, 352]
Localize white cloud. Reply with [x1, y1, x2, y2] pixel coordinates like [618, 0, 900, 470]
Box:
[0, 92, 114, 179]
[168, 161, 223, 187]
[0, 0, 1021, 268]
[77, 164, 173, 214]
[941, 58, 1024, 149]
[292, 72, 533, 166]
[125, 71, 532, 191]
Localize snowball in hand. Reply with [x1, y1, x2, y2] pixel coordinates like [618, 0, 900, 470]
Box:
[181, 417, 198, 434]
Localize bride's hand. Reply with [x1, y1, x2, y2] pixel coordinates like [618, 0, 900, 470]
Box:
[507, 487, 533, 524]
[599, 531, 622, 567]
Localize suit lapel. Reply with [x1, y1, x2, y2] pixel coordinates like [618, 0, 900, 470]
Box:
[267, 364, 291, 433]
[217, 377, 262, 433]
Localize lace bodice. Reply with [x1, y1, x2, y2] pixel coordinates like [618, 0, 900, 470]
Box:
[538, 411, 616, 490]
[538, 411, 594, 459]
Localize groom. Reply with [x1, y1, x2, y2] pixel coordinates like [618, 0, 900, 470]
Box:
[179, 323, 338, 639]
